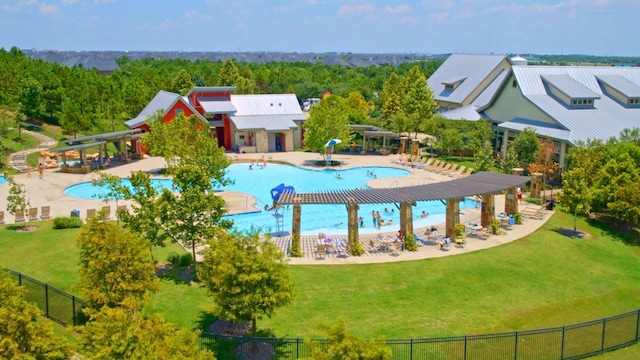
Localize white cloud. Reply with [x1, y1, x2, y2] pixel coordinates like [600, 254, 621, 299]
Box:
[400, 15, 419, 24]
[39, 2, 57, 13]
[385, 4, 410, 15]
[429, 11, 449, 22]
[338, 3, 375, 16]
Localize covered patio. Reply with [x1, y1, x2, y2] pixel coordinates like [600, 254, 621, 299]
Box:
[277, 171, 531, 255]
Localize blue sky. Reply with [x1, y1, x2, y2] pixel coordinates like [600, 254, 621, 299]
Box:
[1, 0, 638, 56]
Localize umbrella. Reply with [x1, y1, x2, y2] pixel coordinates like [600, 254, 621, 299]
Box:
[325, 139, 342, 147]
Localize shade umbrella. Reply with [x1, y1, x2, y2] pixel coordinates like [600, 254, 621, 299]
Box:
[325, 139, 342, 148]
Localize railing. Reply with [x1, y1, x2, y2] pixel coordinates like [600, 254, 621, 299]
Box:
[198, 309, 640, 360]
[3, 268, 87, 326]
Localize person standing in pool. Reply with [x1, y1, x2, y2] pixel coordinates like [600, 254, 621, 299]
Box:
[372, 210, 377, 228]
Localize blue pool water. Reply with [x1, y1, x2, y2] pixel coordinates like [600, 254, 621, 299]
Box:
[64, 163, 476, 235]
[0, 176, 5, 185]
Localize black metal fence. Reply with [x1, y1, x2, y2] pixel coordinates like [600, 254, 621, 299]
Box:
[4, 268, 87, 326]
[198, 308, 640, 360]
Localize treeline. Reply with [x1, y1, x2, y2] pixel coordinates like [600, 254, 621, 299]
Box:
[527, 54, 640, 65]
[0, 46, 442, 137]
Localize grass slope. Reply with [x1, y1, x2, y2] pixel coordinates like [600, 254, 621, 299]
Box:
[1, 211, 640, 342]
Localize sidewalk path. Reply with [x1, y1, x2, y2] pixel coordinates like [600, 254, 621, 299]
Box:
[7, 130, 58, 172]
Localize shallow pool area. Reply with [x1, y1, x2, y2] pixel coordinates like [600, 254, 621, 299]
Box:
[63, 163, 476, 235]
[0, 176, 5, 185]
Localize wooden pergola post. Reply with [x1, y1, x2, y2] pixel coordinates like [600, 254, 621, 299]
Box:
[480, 194, 495, 228]
[347, 204, 359, 246]
[292, 203, 301, 247]
[530, 173, 543, 198]
[505, 187, 518, 214]
[400, 138, 407, 154]
[446, 199, 460, 241]
[399, 202, 414, 237]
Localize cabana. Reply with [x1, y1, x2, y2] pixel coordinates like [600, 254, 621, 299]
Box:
[51, 141, 107, 174]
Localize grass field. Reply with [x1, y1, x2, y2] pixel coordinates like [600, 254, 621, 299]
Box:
[1, 210, 640, 348]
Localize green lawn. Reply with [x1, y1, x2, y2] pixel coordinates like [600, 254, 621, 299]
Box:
[1, 211, 640, 349]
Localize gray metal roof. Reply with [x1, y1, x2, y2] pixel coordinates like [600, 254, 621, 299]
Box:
[63, 129, 141, 144]
[428, 54, 509, 105]
[441, 75, 467, 86]
[231, 94, 304, 116]
[199, 98, 237, 114]
[440, 105, 482, 120]
[541, 74, 601, 99]
[498, 118, 571, 142]
[512, 66, 640, 144]
[52, 141, 107, 153]
[596, 75, 640, 98]
[472, 68, 510, 109]
[277, 172, 530, 205]
[230, 115, 299, 131]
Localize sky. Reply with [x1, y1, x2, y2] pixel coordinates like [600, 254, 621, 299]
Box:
[1, 0, 638, 56]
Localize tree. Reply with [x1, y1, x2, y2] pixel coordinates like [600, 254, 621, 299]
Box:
[436, 128, 464, 157]
[0, 270, 74, 359]
[79, 301, 214, 360]
[18, 77, 42, 121]
[558, 167, 593, 235]
[509, 127, 539, 168]
[142, 112, 232, 184]
[77, 217, 161, 308]
[595, 152, 640, 228]
[302, 95, 353, 155]
[199, 230, 294, 337]
[499, 146, 520, 174]
[474, 141, 495, 172]
[399, 65, 438, 138]
[170, 68, 195, 96]
[5, 175, 30, 229]
[158, 164, 232, 263]
[380, 72, 403, 122]
[303, 319, 391, 360]
[218, 59, 240, 86]
[60, 96, 91, 138]
[529, 135, 559, 200]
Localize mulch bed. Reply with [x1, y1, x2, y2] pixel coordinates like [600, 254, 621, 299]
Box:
[207, 320, 276, 360]
[558, 228, 592, 239]
[15, 225, 39, 232]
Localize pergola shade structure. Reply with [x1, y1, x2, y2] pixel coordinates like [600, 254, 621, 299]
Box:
[277, 172, 531, 253]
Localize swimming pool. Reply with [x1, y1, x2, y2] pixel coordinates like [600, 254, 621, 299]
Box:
[64, 163, 477, 235]
[0, 176, 5, 185]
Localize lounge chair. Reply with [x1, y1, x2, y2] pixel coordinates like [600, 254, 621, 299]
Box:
[15, 210, 26, 223]
[454, 237, 466, 248]
[441, 164, 461, 175]
[413, 233, 427, 245]
[478, 227, 491, 240]
[438, 237, 451, 251]
[411, 157, 428, 168]
[436, 163, 455, 173]
[101, 206, 112, 221]
[40, 206, 51, 220]
[429, 161, 448, 172]
[28, 207, 38, 222]
[0, 211, 5, 225]
[391, 155, 405, 164]
[86, 209, 96, 221]
[424, 159, 441, 170]
[455, 167, 474, 178]
[445, 165, 466, 177]
[314, 244, 327, 260]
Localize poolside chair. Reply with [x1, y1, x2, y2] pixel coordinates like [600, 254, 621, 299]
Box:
[390, 154, 405, 164]
[314, 244, 327, 260]
[368, 239, 380, 253]
[0, 211, 5, 225]
[411, 157, 428, 168]
[446, 165, 466, 177]
[424, 159, 441, 170]
[86, 209, 96, 221]
[15, 210, 26, 223]
[28, 207, 38, 222]
[436, 163, 454, 174]
[441, 164, 461, 175]
[479, 227, 491, 240]
[101, 206, 112, 221]
[40, 206, 51, 220]
[454, 237, 466, 248]
[428, 161, 447, 172]
[455, 167, 474, 178]
[413, 233, 427, 246]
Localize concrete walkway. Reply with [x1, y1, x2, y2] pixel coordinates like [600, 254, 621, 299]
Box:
[0, 149, 552, 265]
[7, 129, 58, 172]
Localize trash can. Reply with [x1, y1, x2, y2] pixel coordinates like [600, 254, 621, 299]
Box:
[545, 199, 555, 210]
[71, 209, 80, 217]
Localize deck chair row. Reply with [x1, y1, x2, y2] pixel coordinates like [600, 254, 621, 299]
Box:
[2, 206, 53, 224]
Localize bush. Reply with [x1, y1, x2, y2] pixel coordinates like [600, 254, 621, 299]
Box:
[404, 233, 418, 252]
[53, 216, 83, 229]
[514, 212, 523, 225]
[166, 251, 180, 265]
[491, 218, 500, 235]
[179, 253, 193, 267]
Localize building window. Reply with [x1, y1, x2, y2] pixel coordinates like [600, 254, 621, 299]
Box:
[512, 79, 517, 88]
[175, 109, 184, 116]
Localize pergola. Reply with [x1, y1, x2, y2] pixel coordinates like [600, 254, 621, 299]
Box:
[277, 171, 531, 250]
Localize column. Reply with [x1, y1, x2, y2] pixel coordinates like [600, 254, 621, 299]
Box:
[292, 204, 301, 249]
[399, 203, 414, 236]
[446, 199, 460, 241]
[400, 138, 407, 154]
[512, 168, 524, 176]
[505, 187, 518, 214]
[480, 194, 495, 228]
[530, 173, 543, 198]
[347, 204, 359, 247]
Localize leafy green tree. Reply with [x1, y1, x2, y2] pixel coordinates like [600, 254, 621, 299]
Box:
[436, 128, 464, 157]
[380, 72, 403, 121]
[509, 127, 539, 168]
[302, 95, 353, 155]
[60, 96, 91, 138]
[5, 175, 30, 229]
[474, 141, 495, 171]
[142, 112, 232, 184]
[157, 164, 232, 263]
[77, 217, 161, 308]
[18, 77, 42, 121]
[303, 319, 391, 360]
[79, 301, 214, 360]
[0, 270, 74, 359]
[199, 230, 294, 337]
[499, 146, 520, 174]
[170, 68, 195, 96]
[595, 152, 640, 227]
[345, 91, 374, 125]
[399, 65, 438, 137]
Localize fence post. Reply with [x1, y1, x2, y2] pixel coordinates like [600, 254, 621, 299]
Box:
[410, 338, 413, 360]
[463, 335, 467, 360]
[296, 338, 299, 359]
[514, 331, 518, 360]
[561, 326, 566, 359]
[72, 296, 77, 326]
[636, 309, 640, 342]
[601, 318, 607, 353]
[44, 283, 50, 318]
[18, 272, 22, 286]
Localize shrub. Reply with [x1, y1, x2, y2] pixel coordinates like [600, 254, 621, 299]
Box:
[514, 212, 523, 225]
[404, 233, 418, 251]
[53, 216, 83, 229]
[166, 251, 180, 265]
[455, 224, 466, 239]
[290, 235, 304, 257]
[179, 253, 193, 267]
[491, 218, 500, 235]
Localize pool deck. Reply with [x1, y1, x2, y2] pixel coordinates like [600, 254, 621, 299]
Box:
[0, 151, 552, 264]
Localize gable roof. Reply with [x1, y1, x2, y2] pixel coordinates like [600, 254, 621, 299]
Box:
[124, 90, 207, 128]
[512, 66, 640, 145]
[428, 53, 510, 105]
[228, 94, 305, 132]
